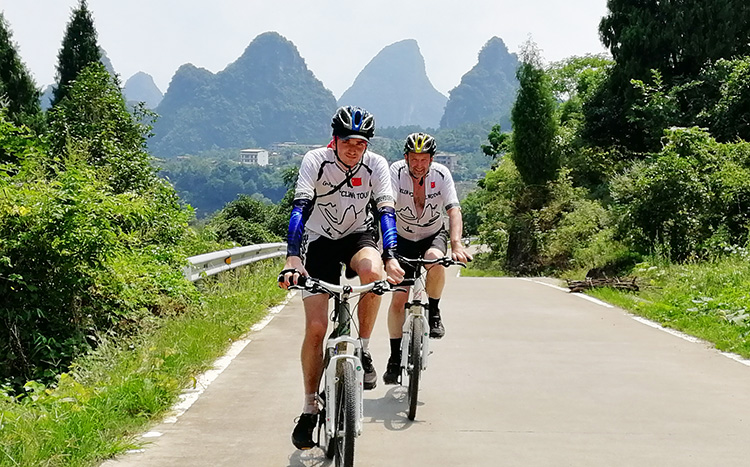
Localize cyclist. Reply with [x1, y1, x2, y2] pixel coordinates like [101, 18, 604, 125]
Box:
[278, 106, 404, 450]
[383, 132, 472, 385]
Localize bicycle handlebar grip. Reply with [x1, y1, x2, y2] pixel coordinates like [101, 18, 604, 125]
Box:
[286, 275, 311, 291]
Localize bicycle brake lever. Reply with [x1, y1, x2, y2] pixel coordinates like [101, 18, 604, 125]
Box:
[370, 280, 390, 296]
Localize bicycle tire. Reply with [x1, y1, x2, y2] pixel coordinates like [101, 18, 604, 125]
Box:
[407, 315, 423, 420]
[335, 361, 357, 466]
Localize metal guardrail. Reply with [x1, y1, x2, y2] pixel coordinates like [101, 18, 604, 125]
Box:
[184, 243, 286, 282]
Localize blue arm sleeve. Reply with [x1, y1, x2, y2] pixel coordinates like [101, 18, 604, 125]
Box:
[287, 199, 312, 257]
[378, 206, 398, 260]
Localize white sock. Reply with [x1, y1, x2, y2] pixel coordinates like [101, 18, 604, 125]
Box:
[303, 393, 319, 414]
[361, 338, 370, 352]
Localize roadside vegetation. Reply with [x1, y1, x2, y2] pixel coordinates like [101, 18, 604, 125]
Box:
[1, 4, 289, 465]
[0, 261, 286, 467]
[461, 2, 750, 359]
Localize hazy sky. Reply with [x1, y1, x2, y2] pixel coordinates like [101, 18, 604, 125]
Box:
[2, 0, 610, 99]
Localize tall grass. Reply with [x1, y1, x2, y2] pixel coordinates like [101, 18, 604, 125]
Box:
[0, 259, 286, 467]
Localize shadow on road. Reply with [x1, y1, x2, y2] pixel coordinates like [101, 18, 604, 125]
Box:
[287, 447, 332, 467]
[364, 386, 423, 431]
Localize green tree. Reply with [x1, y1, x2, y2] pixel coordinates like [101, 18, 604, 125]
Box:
[481, 124, 510, 159]
[209, 194, 284, 245]
[48, 63, 157, 194]
[0, 13, 42, 130]
[699, 57, 750, 143]
[510, 42, 559, 187]
[547, 54, 612, 125]
[587, 0, 750, 151]
[600, 0, 750, 84]
[547, 55, 615, 193]
[500, 41, 560, 273]
[52, 0, 101, 107]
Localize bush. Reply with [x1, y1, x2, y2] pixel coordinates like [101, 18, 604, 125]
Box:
[476, 157, 524, 263]
[611, 127, 750, 260]
[699, 57, 750, 143]
[0, 155, 196, 388]
[209, 194, 284, 246]
[0, 70, 197, 389]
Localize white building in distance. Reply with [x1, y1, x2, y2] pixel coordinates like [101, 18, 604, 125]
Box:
[434, 153, 457, 171]
[239, 149, 269, 166]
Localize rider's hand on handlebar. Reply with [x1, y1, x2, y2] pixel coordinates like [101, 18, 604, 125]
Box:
[278, 256, 308, 289]
[384, 257, 405, 285]
[450, 240, 473, 264]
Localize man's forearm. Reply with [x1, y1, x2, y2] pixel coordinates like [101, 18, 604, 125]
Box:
[447, 207, 463, 245]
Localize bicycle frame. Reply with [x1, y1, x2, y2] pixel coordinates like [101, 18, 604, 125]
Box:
[401, 270, 430, 373]
[324, 293, 364, 439]
[396, 255, 466, 378]
[291, 277, 393, 454]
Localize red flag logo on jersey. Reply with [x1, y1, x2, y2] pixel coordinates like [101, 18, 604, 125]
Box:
[352, 177, 362, 187]
[431, 181, 435, 189]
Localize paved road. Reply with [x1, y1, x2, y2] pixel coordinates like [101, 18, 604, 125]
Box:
[102, 271, 750, 466]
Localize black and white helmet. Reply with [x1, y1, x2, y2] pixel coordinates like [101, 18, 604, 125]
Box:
[331, 106, 375, 141]
[403, 132, 437, 155]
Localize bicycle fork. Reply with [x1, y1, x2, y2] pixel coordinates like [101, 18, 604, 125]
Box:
[324, 336, 364, 438]
[400, 302, 430, 373]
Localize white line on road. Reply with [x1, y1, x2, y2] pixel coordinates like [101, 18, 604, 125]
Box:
[520, 278, 569, 292]
[631, 316, 702, 343]
[162, 291, 297, 424]
[523, 278, 750, 368]
[571, 292, 615, 308]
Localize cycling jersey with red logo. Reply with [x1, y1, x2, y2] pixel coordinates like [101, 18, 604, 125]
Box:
[294, 147, 394, 241]
[390, 160, 460, 241]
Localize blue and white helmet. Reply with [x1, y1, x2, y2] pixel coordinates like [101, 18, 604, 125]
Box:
[331, 106, 375, 141]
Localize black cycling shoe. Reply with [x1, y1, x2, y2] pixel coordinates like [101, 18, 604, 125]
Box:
[362, 351, 377, 390]
[292, 413, 318, 450]
[383, 361, 400, 385]
[429, 315, 445, 339]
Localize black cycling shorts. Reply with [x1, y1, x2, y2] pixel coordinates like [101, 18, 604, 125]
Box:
[396, 229, 448, 280]
[303, 230, 379, 285]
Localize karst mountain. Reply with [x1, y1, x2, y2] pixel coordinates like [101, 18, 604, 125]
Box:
[338, 39, 447, 129]
[440, 37, 519, 130]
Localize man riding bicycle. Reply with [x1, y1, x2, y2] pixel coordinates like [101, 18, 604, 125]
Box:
[278, 106, 404, 449]
[383, 132, 472, 385]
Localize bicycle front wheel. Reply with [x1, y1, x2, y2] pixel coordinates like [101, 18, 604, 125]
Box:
[407, 315, 423, 421]
[333, 361, 357, 467]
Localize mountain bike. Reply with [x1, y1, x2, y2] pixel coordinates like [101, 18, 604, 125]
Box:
[291, 276, 394, 467]
[395, 255, 465, 420]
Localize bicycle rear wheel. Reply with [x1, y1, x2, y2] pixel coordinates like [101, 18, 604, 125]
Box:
[330, 360, 357, 466]
[407, 316, 423, 420]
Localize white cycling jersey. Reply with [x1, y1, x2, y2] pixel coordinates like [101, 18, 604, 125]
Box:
[390, 159, 460, 241]
[294, 146, 394, 242]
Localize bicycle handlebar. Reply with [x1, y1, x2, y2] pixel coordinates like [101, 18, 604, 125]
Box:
[289, 276, 396, 296]
[395, 254, 467, 269]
